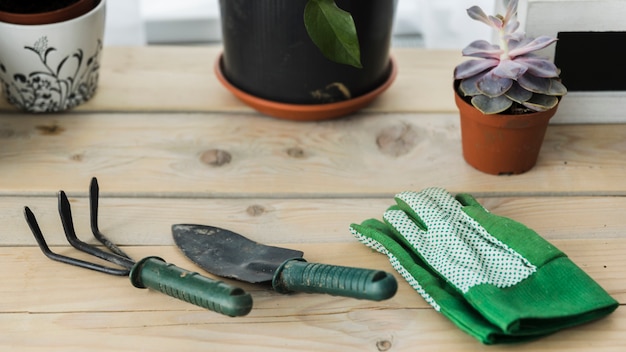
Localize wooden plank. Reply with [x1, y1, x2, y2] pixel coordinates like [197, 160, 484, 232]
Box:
[0, 113, 625, 196]
[1, 242, 623, 351]
[2, 241, 623, 312]
[0, 308, 624, 351]
[0, 47, 464, 115]
[3, 196, 626, 246]
[0, 245, 420, 312]
[1, 45, 621, 122]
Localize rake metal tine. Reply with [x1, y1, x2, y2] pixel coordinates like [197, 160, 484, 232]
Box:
[89, 177, 132, 259]
[58, 190, 135, 272]
[24, 206, 131, 276]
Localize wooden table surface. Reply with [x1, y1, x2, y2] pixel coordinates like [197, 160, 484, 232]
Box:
[0, 46, 624, 351]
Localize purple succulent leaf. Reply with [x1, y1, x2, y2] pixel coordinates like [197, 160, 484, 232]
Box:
[547, 78, 568, 95]
[509, 36, 558, 58]
[467, 6, 501, 30]
[518, 74, 567, 95]
[462, 40, 502, 59]
[459, 0, 566, 108]
[503, 19, 520, 36]
[503, 0, 519, 23]
[517, 74, 551, 94]
[507, 37, 531, 51]
[505, 81, 533, 103]
[488, 15, 505, 29]
[454, 58, 499, 79]
[514, 57, 559, 77]
[492, 59, 528, 79]
[505, 32, 525, 43]
[471, 94, 513, 114]
[521, 93, 559, 111]
[459, 75, 483, 96]
[477, 71, 513, 97]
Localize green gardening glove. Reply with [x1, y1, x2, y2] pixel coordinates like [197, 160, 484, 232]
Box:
[350, 188, 618, 344]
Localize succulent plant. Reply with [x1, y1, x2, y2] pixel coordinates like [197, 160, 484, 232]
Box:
[454, 0, 567, 114]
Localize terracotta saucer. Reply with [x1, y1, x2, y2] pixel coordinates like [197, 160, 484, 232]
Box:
[214, 54, 397, 121]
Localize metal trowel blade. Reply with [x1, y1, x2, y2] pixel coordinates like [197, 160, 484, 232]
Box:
[172, 224, 303, 283]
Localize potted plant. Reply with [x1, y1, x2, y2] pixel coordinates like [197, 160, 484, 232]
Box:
[215, 0, 397, 121]
[453, 0, 567, 175]
[0, 0, 105, 113]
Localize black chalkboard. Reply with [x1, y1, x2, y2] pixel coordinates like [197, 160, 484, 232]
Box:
[554, 31, 626, 91]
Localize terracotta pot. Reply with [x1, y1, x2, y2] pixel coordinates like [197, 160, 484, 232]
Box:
[0, 0, 99, 25]
[454, 84, 559, 175]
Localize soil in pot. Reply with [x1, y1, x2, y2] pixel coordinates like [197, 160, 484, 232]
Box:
[454, 83, 559, 175]
[0, 0, 80, 13]
[0, 0, 97, 25]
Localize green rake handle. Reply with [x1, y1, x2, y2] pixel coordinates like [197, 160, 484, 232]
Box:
[130, 256, 253, 317]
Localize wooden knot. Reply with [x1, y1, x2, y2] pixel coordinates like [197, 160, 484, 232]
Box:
[286, 147, 307, 159]
[246, 204, 266, 216]
[376, 123, 419, 157]
[376, 339, 392, 351]
[36, 123, 65, 135]
[70, 153, 84, 162]
[200, 149, 232, 167]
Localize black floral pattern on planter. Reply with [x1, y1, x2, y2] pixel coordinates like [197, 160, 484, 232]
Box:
[0, 36, 101, 112]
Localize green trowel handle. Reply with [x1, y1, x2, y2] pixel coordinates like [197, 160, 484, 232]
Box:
[129, 256, 253, 317]
[272, 258, 398, 301]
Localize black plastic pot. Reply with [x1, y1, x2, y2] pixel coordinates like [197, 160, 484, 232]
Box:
[218, 0, 396, 105]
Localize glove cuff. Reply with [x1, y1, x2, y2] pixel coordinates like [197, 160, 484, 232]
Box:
[464, 256, 618, 337]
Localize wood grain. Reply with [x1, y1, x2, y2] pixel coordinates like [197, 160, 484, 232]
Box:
[1, 45, 616, 123]
[0, 47, 464, 115]
[3, 196, 626, 246]
[2, 308, 623, 352]
[1, 242, 624, 351]
[1, 46, 624, 351]
[0, 113, 625, 196]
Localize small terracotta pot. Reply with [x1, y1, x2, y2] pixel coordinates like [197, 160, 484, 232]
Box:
[454, 84, 559, 175]
[0, 0, 99, 25]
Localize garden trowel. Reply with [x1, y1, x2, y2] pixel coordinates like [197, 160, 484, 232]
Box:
[172, 224, 398, 301]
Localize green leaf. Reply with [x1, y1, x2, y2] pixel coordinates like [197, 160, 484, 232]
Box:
[304, 0, 362, 68]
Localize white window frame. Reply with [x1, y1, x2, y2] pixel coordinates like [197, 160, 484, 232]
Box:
[521, 0, 626, 123]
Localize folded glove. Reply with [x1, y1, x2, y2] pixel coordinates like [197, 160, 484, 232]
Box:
[350, 188, 618, 344]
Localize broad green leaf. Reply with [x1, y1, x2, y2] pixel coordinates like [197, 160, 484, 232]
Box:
[304, 0, 362, 68]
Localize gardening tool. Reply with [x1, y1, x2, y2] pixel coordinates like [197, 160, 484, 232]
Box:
[172, 224, 398, 301]
[23, 178, 252, 317]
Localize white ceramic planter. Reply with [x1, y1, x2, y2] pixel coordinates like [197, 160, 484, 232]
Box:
[0, 0, 106, 112]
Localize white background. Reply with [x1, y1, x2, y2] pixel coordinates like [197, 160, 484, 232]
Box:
[105, 0, 495, 48]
